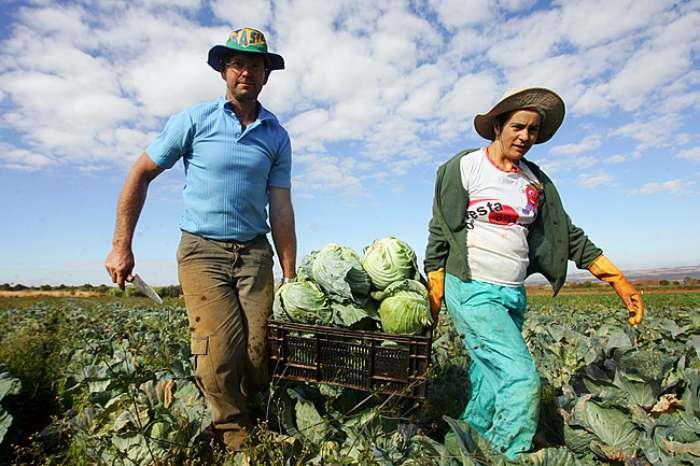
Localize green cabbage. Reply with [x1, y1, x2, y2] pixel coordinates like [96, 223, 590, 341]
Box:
[310, 244, 370, 303]
[518, 447, 581, 465]
[570, 395, 640, 460]
[0, 365, 21, 444]
[296, 250, 318, 282]
[331, 300, 380, 330]
[273, 281, 332, 325]
[563, 423, 597, 453]
[374, 279, 431, 335]
[362, 237, 420, 290]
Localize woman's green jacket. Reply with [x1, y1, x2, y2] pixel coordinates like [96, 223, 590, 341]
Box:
[424, 149, 602, 296]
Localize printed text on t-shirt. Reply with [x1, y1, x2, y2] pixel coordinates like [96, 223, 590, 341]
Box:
[465, 199, 521, 229]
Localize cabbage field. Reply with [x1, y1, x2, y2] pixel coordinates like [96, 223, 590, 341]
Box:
[0, 291, 698, 465]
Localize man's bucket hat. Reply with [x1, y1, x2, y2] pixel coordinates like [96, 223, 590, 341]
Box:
[208, 27, 284, 72]
[474, 87, 565, 144]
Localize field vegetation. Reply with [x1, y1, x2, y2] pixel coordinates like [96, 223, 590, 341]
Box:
[0, 289, 698, 465]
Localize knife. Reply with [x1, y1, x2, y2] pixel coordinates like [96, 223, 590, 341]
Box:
[128, 273, 163, 304]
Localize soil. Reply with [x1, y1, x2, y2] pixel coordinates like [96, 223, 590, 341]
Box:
[0, 290, 103, 298]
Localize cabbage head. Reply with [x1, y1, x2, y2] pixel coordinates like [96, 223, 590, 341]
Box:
[362, 237, 419, 290]
[273, 281, 332, 325]
[374, 279, 431, 335]
[296, 250, 318, 282]
[331, 300, 380, 330]
[310, 244, 371, 303]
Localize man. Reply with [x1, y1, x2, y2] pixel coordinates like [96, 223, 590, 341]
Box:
[104, 27, 296, 451]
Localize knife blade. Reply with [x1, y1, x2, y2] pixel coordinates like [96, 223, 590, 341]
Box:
[129, 273, 163, 304]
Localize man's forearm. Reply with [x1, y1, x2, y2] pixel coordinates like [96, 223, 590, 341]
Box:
[106, 154, 163, 287]
[270, 208, 297, 279]
[111, 170, 151, 250]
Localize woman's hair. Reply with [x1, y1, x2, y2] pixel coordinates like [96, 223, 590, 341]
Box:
[491, 112, 512, 140]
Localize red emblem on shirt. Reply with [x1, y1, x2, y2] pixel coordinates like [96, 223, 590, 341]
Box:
[523, 185, 540, 215]
[488, 205, 518, 225]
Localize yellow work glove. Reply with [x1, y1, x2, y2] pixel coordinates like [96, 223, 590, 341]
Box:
[588, 256, 644, 326]
[427, 268, 445, 325]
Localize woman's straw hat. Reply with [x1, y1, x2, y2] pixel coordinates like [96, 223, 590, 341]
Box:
[474, 87, 565, 143]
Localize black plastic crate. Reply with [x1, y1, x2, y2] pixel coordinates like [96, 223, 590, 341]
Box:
[267, 320, 432, 399]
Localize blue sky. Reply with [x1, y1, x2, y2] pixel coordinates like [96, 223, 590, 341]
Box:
[0, 0, 699, 286]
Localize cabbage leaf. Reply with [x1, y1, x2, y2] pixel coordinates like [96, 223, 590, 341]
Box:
[273, 281, 332, 325]
[310, 244, 370, 303]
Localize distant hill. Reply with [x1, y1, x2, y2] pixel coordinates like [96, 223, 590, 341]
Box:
[2, 265, 699, 291]
[526, 265, 700, 285]
[621, 265, 700, 282]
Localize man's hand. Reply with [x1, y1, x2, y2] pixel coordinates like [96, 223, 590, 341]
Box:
[105, 247, 135, 289]
[275, 275, 296, 292]
[427, 268, 445, 325]
[588, 255, 644, 326]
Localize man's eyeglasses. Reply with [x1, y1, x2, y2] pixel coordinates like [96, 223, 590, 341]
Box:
[223, 58, 266, 73]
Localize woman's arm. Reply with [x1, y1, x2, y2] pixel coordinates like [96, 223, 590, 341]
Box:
[424, 167, 450, 322]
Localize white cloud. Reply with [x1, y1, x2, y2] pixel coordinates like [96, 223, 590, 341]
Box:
[366, 117, 424, 163]
[573, 10, 700, 114]
[550, 135, 601, 156]
[0, 68, 140, 161]
[629, 179, 695, 195]
[557, 0, 670, 48]
[531, 154, 600, 175]
[675, 135, 690, 147]
[373, 5, 439, 68]
[16, 4, 92, 47]
[0, 0, 698, 203]
[396, 64, 452, 119]
[286, 108, 332, 151]
[432, 0, 492, 28]
[292, 152, 366, 197]
[0, 144, 55, 171]
[677, 147, 700, 161]
[504, 55, 588, 106]
[606, 46, 692, 112]
[577, 172, 613, 188]
[486, 8, 564, 70]
[523, 39, 634, 114]
[498, 0, 536, 13]
[123, 50, 220, 118]
[605, 154, 628, 164]
[440, 72, 501, 121]
[658, 70, 700, 115]
[137, 0, 203, 9]
[573, 87, 612, 115]
[444, 28, 491, 62]
[612, 114, 682, 152]
[211, 0, 273, 28]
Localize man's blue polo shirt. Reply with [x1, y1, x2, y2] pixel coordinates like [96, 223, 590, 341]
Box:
[146, 97, 292, 241]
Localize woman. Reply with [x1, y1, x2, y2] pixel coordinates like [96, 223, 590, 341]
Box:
[424, 87, 644, 460]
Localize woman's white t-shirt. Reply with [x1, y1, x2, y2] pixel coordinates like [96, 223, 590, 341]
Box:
[460, 148, 543, 286]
